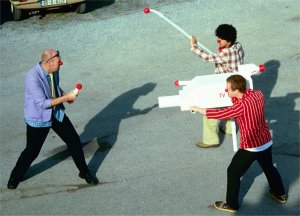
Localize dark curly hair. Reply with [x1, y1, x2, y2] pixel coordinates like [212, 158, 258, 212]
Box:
[215, 24, 237, 45]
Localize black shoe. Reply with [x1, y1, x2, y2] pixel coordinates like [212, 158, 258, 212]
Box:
[7, 178, 20, 190]
[79, 173, 99, 185]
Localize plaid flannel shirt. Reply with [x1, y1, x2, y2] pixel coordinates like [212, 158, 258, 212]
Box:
[191, 42, 244, 74]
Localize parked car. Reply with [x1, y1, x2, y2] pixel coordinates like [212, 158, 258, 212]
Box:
[10, 0, 86, 21]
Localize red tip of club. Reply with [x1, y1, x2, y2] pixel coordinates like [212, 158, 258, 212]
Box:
[259, 64, 265, 72]
[144, 7, 150, 14]
[217, 39, 222, 44]
[174, 80, 179, 87]
[59, 61, 63, 65]
[76, 83, 82, 90]
[225, 88, 228, 92]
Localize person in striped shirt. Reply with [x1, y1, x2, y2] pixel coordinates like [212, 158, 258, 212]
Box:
[190, 75, 287, 213]
[190, 24, 244, 148]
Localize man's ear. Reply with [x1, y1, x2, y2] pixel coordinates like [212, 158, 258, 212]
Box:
[234, 89, 240, 96]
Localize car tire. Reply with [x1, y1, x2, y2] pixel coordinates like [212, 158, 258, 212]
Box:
[10, 3, 23, 21]
[75, 2, 86, 14]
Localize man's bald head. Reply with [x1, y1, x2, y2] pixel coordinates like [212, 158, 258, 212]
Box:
[40, 49, 62, 73]
[41, 49, 57, 63]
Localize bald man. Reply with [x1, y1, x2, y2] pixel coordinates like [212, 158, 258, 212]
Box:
[7, 49, 98, 189]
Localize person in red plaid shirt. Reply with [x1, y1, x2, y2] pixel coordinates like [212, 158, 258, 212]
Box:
[190, 75, 287, 213]
[190, 24, 244, 148]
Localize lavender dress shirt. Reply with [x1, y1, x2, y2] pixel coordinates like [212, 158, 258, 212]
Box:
[24, 63, 64, 123]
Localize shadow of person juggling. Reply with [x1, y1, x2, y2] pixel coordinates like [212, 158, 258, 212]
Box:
[79, 82, 158, 176]
[22, 82, 157, 181]
[252, 60, 299, 157]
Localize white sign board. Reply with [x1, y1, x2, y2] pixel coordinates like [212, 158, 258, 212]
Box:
[158, 72, 253, 111]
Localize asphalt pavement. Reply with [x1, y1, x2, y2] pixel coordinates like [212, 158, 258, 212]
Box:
[0, 0, 299, 215]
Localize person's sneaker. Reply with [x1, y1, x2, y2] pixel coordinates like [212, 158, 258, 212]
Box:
[196, 141, 219, 148]
[214, 201, 237, 213]
[268, 191, 288, 204]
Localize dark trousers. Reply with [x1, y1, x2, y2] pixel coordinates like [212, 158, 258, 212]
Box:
[9, 115, 89, 181]
[226, 146, 285, 209]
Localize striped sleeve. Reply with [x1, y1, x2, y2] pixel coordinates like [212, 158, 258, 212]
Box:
[206, 102, 243, 119]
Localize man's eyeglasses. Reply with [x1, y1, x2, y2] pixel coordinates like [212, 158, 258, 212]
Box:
[47, 51, 60, 63]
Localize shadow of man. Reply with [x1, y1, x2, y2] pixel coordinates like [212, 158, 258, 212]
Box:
[80, 82, 158, 176]
[23, 82, 157, 180]
[239, 60, 300, 205]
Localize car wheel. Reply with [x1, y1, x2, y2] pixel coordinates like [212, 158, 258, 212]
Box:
[10, 2, 23, 21]
[75, 2, 86, 14]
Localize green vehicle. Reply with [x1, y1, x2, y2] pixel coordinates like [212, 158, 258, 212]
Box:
[10, 0, 86, 21]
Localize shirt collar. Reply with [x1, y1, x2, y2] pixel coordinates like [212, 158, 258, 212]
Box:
[218, 46, 226, 51]
[231, 89, 253, 103]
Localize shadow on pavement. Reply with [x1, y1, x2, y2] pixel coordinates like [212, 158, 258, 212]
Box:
[252, 59, 300, 156]
[80, 82, 157, 176]
[236, 156, 300, 215]
[23, 82, 157, 180]
[236, 59, 300, 214]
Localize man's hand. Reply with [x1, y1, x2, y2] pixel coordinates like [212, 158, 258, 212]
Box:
[190, 106, 206, 115]
[64, 91, 77, 102]
[51, 90, 77, 107]
[191, 35, 197, 47]
[66, 91, 79, 104]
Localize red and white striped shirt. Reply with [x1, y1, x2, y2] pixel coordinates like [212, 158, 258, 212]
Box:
[191, 42, 244, 74]
[206, 90, 272, 149]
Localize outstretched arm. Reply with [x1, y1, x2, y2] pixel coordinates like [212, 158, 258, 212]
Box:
[190, 106, 206, 115]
